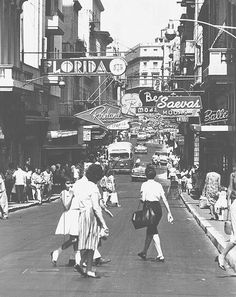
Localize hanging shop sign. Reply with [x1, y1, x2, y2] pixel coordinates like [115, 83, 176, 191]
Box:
[42, 57, 127, 76]
[120, 93, 142, 115]
[83, 127, 91, 141]
[138, 89, 202, 117]
[202, 108, 229, 125]
[106, 119, 130, 130]
[74, 103, 131, 128]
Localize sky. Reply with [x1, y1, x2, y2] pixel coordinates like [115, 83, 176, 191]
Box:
[101, 0, 185, 52]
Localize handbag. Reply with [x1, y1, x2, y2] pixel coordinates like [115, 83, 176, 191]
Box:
[110, 192, 118, 204]
[199, 196, 209, 209]
[131, 201, 156, 230]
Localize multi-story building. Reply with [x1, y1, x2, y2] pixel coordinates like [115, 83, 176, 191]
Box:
[0, 0, 115, 169]
[176, 0, 236, 185]
[125, 41, 173, 93]
[0, 0, 62, 169]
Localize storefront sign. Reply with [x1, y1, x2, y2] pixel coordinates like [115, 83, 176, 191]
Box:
[203, 108, 229, 125]
[42, 57, 127, 76]
[74, 103, 131, 128]
[121, 93, 142, 115]
[139, 89, 202, 108]
[137, 90, 201, 117]
[136, 106, 200, 117]
[83, 128, 91, 141]
[106, 119, 130, 130]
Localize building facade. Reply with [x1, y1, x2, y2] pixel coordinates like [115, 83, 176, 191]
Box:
[176, 0, 236, 185]
[0, 0, 116, 170]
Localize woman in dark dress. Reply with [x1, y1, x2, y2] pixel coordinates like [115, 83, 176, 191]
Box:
[137, 165, 174, 262]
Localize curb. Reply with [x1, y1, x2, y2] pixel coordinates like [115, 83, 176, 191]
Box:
[8, 194, 60, 213]
[180, 193, 236, 271]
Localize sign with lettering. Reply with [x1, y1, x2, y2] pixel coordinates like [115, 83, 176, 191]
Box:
[83, 127, 91, 141]
[203, 108, 229, 125]
[106, 119, 130, 130]
[42, 57, 127, 76]
[136, 105, 200, 117]
[138, 90, 202, 117]
[74, 103, 131, 128]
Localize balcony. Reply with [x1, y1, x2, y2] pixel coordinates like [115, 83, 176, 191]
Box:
[203, 48, 234, 82]
[0, 65, 33, 92]
[46, 9, 64, 36]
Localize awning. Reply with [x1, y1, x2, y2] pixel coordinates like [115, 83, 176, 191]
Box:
[47, 130, 78, 139]
[191, 124, 233, 132]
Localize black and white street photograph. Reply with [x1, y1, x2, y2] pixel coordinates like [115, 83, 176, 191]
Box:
[1, 0, 236, 296]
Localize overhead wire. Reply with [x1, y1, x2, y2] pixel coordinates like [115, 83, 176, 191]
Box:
[90, 77, 115, 105]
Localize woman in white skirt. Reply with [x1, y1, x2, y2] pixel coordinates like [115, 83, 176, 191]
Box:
[50, 179, 77, 266]
[74, 164, 108, 278]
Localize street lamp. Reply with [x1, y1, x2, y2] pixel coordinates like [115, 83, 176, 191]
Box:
[23, 75, 66, 88]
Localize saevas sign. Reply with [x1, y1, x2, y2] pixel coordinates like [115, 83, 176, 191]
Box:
[42, 57, 127, 76]
[137, 90, 202, 117]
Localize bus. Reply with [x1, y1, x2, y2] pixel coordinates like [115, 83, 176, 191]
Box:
[107, 141, 134, 173]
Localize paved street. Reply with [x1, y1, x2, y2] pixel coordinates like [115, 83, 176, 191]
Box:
[1, 142, 236, 297]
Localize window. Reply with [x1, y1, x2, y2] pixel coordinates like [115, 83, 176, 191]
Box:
[143, 62, 147, 67]
[153, 48, 158, 51]
[153, 62, 158, 68]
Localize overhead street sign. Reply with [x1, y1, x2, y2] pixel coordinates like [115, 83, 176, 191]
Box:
[42, 57, 127, 76]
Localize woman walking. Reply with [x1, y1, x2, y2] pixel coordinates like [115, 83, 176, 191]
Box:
[73, 164, 108, 278]
[138, 165, 173, 262]
[50, 179, 75, 266]
[216, 165, 236, 270]
[201, 166, 221, 220]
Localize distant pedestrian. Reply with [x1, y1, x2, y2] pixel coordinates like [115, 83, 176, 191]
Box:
[0, 172, 8, 219]
[137, 165, 173, 262]
[12, 165, 26, 203]
[201, 166, 221, 220]
[31, 168, 44, 204]
[4, 163, 15, 202]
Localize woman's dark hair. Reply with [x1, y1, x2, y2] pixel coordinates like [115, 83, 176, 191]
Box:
[86, 164, 104, 183]
[145, 165, 156, 179]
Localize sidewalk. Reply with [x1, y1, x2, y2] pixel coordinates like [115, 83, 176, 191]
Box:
[7, 193, 60, 213]
[181, 191, 236, 272]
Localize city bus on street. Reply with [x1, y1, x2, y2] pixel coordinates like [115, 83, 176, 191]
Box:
[107, 141, 134, 173]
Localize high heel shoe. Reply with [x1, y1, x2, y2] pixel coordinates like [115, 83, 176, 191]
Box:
[215, 255, 226, 271]
[85, 271, 101, 278]
[138, 252, 146, 260]
[74, 264, 86, 276]
[50, 251, 57, 267]
[155, 256, 165, 262]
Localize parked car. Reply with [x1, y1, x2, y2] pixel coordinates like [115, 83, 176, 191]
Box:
[137, 131, 147, 141]
[134, 144, 148, 154]
[130, 161, 151, 181]
[158, 151, 169, 165]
